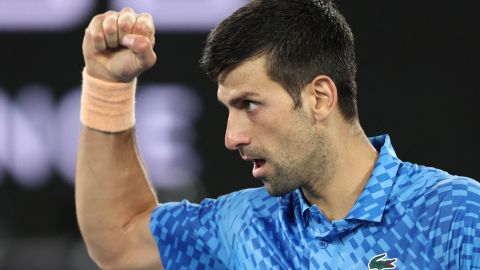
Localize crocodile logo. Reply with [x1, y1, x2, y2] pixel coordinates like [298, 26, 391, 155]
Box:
[368, 253, 397, 270]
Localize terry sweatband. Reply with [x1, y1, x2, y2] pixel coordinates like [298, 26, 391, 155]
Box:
[80, 69, 137, 132]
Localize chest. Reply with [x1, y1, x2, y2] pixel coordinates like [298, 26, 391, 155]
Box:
[227, 216, 449, 270]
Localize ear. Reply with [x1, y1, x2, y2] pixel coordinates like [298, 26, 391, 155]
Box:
[303, 75, 338, 122]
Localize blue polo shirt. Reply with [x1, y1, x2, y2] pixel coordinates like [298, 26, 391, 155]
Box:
[150, 135, 480, 269]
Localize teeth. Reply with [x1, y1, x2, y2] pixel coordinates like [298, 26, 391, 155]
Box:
[254, 159, 264, 167]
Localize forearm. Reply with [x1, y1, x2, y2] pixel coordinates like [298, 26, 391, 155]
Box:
[75, 126, 158, 263]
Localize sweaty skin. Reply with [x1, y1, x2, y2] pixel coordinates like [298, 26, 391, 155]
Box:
[75, 8, 163, 269]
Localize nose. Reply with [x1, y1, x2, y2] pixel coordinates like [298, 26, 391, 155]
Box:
[224, 113, 251, 150]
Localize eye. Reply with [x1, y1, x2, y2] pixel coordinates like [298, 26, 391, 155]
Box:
[245, 100, 258, 112]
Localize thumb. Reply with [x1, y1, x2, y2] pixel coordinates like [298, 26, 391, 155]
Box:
[121, 34, 157, 70]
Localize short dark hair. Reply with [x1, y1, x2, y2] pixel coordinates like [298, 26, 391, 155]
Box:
[200, 0, 358, 121]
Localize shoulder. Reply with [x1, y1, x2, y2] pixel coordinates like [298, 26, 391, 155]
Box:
[156, 187, 279, 218]
[199, 187, 281, 239]
[391, 161, 480, 219]
[151, 187, 280, 241]
[392, 162, 479, 200]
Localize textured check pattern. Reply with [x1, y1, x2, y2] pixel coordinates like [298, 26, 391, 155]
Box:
[150, 135, 480, 269]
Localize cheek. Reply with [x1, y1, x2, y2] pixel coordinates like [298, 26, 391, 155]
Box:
[256, 109, 312, 148]
[285, 116, 313, 142]
[270, 125, 311, 158]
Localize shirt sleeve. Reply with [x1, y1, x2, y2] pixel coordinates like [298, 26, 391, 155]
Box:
[150, 198, 230, 270]
[441, 177, 480, 269]
[460, 179, 480, 269]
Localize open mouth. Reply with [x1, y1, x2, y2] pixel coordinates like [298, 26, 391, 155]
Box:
[253, 159, 265, 168]
[252, 159, 266, 178]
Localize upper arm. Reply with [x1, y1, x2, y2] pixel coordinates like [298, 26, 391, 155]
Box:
[439, 177, 480, 269]
[460, 179, 480, 269]
[125, 207, 165, 270]
[91, 207, 164, 270]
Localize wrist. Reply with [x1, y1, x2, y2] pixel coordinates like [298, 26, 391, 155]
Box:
[84, 65, 134, 83]
[80, 68, 137, 132]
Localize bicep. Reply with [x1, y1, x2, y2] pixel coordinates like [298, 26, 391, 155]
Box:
[115, 207, 164, 270]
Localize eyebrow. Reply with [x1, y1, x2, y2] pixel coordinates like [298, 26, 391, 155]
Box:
[217, 91, 260, 108]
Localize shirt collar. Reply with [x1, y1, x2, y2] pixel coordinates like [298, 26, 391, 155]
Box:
[293, 134, 401, 225]
[345, 134, 401, 222]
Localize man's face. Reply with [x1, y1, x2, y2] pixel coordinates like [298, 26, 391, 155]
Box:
[217, 57, 334, 196]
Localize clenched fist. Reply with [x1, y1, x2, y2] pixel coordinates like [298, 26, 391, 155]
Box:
[83, 8, 157, 82]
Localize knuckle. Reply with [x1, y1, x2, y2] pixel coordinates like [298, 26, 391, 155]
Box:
[102, 18, 118, 35]
[92, 14, 105, 22]
[121, 7, 135, 13]
[88, 15, 103, 28]
[104, 10, 117, 16]
[137, 17, 153, 30]
[138, 15, 153, 26]
[118, 15, 135, 31]
[104, 13, 117, 23]
[139, 12, 152, 20]
[119, 11, 135, 19]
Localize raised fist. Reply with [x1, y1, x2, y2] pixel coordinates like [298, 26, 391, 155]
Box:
[82, 8, 157, 82]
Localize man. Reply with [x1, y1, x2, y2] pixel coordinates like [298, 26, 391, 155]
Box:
[76, 1, 480, 269]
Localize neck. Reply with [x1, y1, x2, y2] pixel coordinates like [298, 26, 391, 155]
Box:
[302, 122, 378, 221]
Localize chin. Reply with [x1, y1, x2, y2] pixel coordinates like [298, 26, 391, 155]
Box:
[263, 181, 296, 197]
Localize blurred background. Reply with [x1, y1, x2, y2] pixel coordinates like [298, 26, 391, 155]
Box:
[0, 0, 479, 269]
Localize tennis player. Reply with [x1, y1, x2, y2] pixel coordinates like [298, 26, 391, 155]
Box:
[76, 1, 480, 269]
